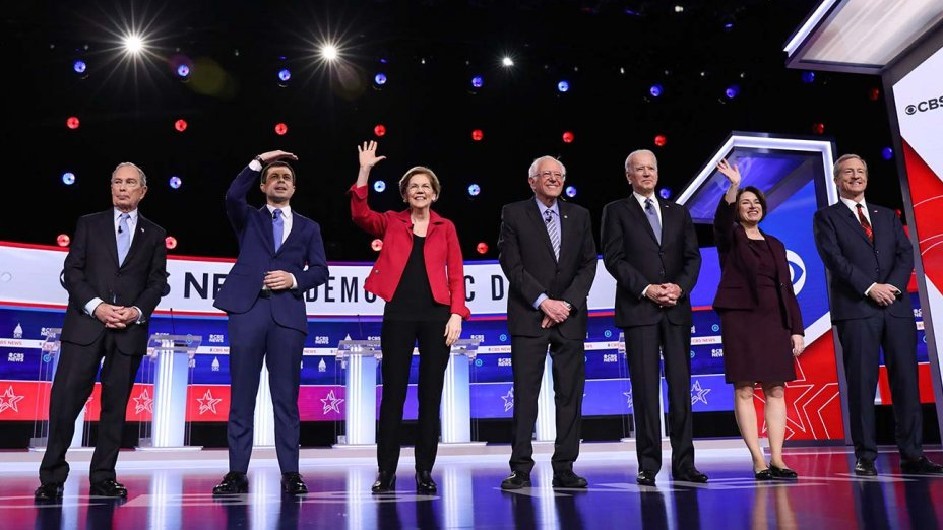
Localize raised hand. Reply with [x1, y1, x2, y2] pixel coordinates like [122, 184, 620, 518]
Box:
[717, 158, 741, 187]
[258, 150, 298, 164]
[358, 140, 386, 169]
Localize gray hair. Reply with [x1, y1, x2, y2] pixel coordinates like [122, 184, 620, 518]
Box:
[832, 153, 867, 180]
[112, 161, 147, 187]
[624, 149, 657, 172]
[527, 155, 567, 180]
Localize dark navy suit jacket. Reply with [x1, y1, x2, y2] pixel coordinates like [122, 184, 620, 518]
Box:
[213, 166, 329, 333]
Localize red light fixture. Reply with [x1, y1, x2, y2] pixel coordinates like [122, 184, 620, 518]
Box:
[562, 131, 574, 143]
[165, 236, 178, 250]
[476, 242, 489, 255]
[654, 134, 667, 147]
[371, 239, 383, 252]
[471, 129, 484, 141]
[174, 119, 188, 132]
[66, 116, 80, 129]
[374, 124, 386, 137]
[274, 123, 288, 136]
[812, 122, 825, 135]
[56, 234, 70, 247]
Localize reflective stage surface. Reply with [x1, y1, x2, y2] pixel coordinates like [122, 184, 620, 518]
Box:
[2, 444, 942, 529]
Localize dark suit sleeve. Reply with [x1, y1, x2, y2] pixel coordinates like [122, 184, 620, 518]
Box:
[601, 202, 649, 297]
[63, 216, 98, 310]
[225, 166, 259, 233]
[675, 207, 701, 297]
[133, 223, 169, 318]
[813, 208, 873, 296]
[561, 210, 597, 312]
[887, 211, 915, 292]
[713, 197, 736, 256]
[498, 204, 548, 305]
[294, 221, 329, 292]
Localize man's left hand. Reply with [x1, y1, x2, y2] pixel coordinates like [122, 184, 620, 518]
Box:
[264, 270, 294, 290]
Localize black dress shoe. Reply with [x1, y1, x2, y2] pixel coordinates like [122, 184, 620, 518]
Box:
[34, 482, 63, 502]
[371, 471, 396, 493]
[500, 470, 531, 490]
[854, 458, 877, 477]
[213, 472, 249, 494]
[89, 479, 128, 498]
[673, 468, 709, 483]
[552, 470, 588, 488]
[636, 470, 656, 486]
[769, 464, 799, 479]
[416, 470, 438, 493]
[900, 456, 943, 475]
[754, 468, 772, 481]
[281, 472, 308, 494]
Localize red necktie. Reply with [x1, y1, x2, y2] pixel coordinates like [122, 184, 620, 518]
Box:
[856, 204, 873, 244]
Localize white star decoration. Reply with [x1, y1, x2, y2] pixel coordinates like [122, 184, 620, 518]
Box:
[623, 389, 634, 410]
[0, 385, 24, 414]
[197, 390, 222, 415]
[691, 380, 711, 406]
[502, 388, 514, 412]
[320, 390, 344, 414]
[132, 388, 153, 415]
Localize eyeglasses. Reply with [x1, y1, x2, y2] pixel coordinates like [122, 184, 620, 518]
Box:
[537, 171, 565, 180]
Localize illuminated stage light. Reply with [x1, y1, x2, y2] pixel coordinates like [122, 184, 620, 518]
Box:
[57, 234, 70, 247]
[812, 122, 825, 135]
[176, 64, 191, 79]
[72, 59, 87, 76]
[371, 239, 383, 252]
[882, 147, 894, 160]
[471, 75, 484, 88]
[61, 172, 76, 185]
[471, 129, 484, 141]
[66, 116, 80, 130]
[374, 73, 387, 86]
[725, 84, 740, 99]
[649, 83, 664, 97]
[374, 124, 386, 137]
[674, 5, 684, 13]
[557, 80, 570, 92]
[801, 71, 815, 83]
[320, 44, 339, 61]
[654, 134, 667, 147]
[562, 131, 575, 143]
[169, 176, 182, 189]
[374, 180, 386, 193]
[659, 187, 673, 199]
[869, 87, 881, 101]
[274, 123, 289, 135]
[476, 242, 489, 255]
[165, 236, 178, 250]
[501, 56, 514, 67]
[467, 184, 481, 197]
[277, 67, 292, 86]
[565, 186, 577, 198]
[174, 119, 188, 132]
[122, 35, 144, 55]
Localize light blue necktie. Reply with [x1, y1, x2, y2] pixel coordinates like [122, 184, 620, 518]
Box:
[272, 208, 284, 252]
[117, 213, 130, 265]
[644, 198, 662, 245]
[544, 209, 560, 260]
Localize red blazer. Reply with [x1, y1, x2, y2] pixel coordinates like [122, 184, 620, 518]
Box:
[350, 185, 470, 319]
[712, 198, 803, 335]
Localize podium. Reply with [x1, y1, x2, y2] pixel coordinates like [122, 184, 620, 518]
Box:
[334, 339, 381, 446]
[617, 331, 667, 442]
[137, 333, 202, 450]
[29, 328, 86, 451]
[440, 338, 482, 444]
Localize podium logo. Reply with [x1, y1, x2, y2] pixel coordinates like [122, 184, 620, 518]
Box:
[786, 249, 807, 295]
[904, 95, 943, 115]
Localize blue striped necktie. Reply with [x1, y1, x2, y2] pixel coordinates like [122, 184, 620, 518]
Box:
[545, 209, 560, 260]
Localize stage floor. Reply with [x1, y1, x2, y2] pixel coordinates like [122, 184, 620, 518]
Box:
[2, 442, 942, 529]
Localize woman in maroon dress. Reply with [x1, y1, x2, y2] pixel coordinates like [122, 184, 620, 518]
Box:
[713, 159, 805, 480]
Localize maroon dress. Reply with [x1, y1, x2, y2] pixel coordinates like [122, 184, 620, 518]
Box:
[718, 239, 797, 383]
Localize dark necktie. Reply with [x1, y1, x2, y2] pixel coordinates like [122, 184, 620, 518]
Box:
[645, 198, 662, 245]
[272, 208, 284, 252]
[856, 203, 873, 244]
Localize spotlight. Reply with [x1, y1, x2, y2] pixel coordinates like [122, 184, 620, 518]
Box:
[122, 35, 145, 55]
[801, 71, 815, 83]
[467, 184, 481, 197]
[882, 147, 893, 160]
[471, 75, 484, 88]
[374, 181, 386, 193]
[557, 80, 570, 92]
[174, 119, 188, 132]
[725, 84, 740, 99]
[471, 129, 484, 141]
[57, 234, 70, 247]
[165, 236, 178, 250]
[275, 123, 289, 135]
[654, 134, 667, 147]
[371, 239, 383, 252]
[374, 73, 387, 86]
[66, 116, 80, 130]
[501, 56, 514, 67]
[649, 83, 664, 97]
[674, 5, 684, 13]
[868, 87, 881, 101]
[169, 176, 182, 189]
[61, 172, 76, 186]
[812, 122, 825, 135]
[277, 67, 292, 86]
[176, 64, 191, 79]
[659, 187, 673, 199]
[72, 59, 87, 77]
[565, 186, 577, 198]
[374, 124, 386, 137]
[476, 242, 489, 255]
[562, 131, 574, 143]
[320, 44, 339, 61]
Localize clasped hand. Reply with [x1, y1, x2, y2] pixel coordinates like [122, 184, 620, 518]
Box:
[868, 283, 899, 307]
[94, 303, 138, 329]
[647, 283, 681, 307]
[540, 299, 571, 328]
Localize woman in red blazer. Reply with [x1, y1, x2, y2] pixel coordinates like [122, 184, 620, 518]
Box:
[350, 140, 470, 494]
[714, 159, 805, 481]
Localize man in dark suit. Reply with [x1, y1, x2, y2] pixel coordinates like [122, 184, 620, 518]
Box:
[211, 150, 329, 495]
[36, 162, 168, 501]
[813, 153, 943, 476]
[601, 149, 705, 486]
[497, 155, 597, 490]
